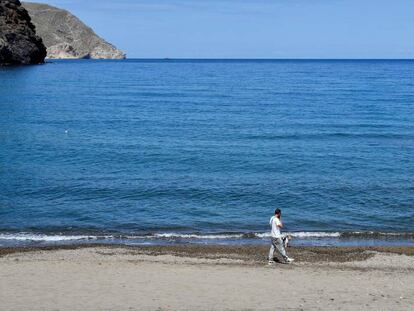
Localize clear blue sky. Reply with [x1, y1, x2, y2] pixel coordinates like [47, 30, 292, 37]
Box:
[27, 0, 414, 59]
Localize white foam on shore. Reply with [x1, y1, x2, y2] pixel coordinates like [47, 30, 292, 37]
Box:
[120, 233, 247, 240]
[0, 233, 100, 242]
[1, 232, 340, 242]
[151, 233, 245, 239]
[339, 231, 414, 239]
[2, 231, 411, 242]
[153, 232, 342, 239]
[254, 232, 341, 238]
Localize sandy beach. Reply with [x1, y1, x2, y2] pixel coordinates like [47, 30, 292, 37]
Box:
[0, 245, 413, 310]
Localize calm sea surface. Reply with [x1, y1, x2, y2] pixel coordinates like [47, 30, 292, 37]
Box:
[0, 59, 413, 246]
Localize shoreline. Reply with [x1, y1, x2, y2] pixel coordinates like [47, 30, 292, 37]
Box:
[1, 243, 414, 263]
[1, 230, 413, 249]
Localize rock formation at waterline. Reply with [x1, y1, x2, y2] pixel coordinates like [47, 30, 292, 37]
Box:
[0, 0, 46, 65]
[22, 2, 125, 59]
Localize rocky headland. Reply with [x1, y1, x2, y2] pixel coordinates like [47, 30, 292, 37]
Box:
[0, 0, 46, 65]
[22, 2, 125, 59]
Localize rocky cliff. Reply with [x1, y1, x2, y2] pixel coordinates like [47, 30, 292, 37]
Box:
[22, 2, 125, 59]
[0, 0, 46, 65]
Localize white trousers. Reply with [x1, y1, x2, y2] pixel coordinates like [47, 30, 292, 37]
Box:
[268, 237, 288, 261]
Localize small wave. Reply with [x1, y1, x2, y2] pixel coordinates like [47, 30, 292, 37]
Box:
[0, 233, 104, 242]
[126, 232, 341, 240]
[253, 232, 341, 238]
[149, 233, 245, 239]
[1, 231, 412, 243]
[0, 231, 340, 241]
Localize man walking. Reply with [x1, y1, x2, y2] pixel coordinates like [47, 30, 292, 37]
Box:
[268, 208, 294, 264]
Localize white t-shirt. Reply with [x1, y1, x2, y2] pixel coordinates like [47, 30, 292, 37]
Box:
[269, 216, 282, 238]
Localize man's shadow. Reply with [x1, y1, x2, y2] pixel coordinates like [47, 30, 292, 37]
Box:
[270, 256, 285, 263]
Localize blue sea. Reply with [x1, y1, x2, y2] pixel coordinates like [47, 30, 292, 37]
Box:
[1, 59, 413, 247]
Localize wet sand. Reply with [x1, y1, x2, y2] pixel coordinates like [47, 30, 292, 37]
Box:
[1, 245, 413, 310]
